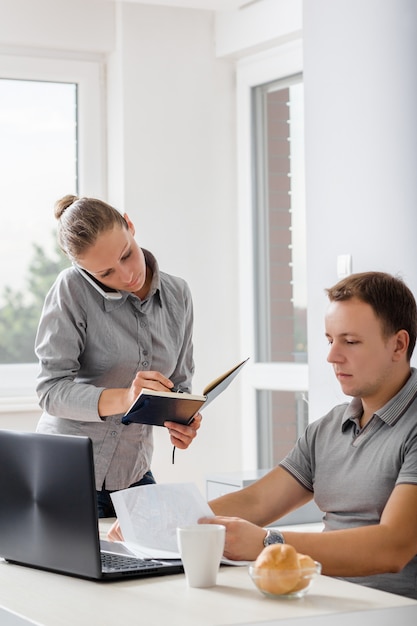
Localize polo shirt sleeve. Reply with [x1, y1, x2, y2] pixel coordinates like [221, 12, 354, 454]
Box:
[396, 431, 417, 485]
[279, 424, 316, 493]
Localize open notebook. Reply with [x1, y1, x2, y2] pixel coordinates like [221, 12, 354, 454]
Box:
[0, 430, 183, 581]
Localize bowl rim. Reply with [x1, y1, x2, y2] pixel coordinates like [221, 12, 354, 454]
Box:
[248, 561, 322, 576]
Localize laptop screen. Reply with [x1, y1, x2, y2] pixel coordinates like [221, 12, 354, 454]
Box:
[0, 430, 103, 579]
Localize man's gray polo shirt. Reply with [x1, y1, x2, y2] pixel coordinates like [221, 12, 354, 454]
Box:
[280, 368, 417, 598]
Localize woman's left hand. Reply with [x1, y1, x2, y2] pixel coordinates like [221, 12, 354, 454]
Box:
[164, 412, 202, 449]
[107, 519, 124, 542]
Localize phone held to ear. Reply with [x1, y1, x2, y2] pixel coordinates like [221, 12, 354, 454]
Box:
[74, 265, 123, 300]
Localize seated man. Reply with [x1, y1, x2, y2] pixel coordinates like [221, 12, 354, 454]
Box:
[202, 271, 417, 599]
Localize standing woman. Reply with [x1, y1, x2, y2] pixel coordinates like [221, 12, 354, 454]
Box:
[35, 195, 201, 517]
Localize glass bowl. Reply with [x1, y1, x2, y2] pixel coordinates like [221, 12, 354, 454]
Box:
[248, 561, 322, 599]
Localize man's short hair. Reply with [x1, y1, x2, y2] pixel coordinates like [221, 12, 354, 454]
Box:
[326, 271, 417, 361]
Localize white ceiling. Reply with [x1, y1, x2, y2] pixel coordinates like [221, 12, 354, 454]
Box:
[97, 0, 263, 12]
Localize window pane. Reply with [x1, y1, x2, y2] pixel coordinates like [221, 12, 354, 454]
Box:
[0, 79, 76, 365]
[252, 76, 308, 468]
[257, 389, 308, 467]
[253, 76, 307, 364]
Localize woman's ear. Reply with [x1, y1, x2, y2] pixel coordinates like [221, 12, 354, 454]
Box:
[123, 213, 135, 236]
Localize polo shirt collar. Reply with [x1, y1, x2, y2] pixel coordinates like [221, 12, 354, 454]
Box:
[341, 367, 417, 431]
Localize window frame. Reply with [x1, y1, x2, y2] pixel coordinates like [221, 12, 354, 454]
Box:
[236, 41, 307, 469]
[0, 53, 106, 409]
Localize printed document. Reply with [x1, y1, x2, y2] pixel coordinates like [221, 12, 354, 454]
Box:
[110, 482, 214, 559]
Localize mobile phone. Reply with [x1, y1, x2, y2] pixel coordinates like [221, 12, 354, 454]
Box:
[74, 265, 123, 300]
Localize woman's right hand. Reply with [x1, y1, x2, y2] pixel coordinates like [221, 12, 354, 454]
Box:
[126, 370, 174, 408]
[98, 370, 174, 417]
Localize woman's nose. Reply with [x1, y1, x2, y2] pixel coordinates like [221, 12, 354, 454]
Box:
[117, 264, 133, 283]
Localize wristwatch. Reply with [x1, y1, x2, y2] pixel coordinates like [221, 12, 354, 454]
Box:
[263, 529, 285, 547]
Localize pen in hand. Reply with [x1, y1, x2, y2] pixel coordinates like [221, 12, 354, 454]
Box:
[170, 384, 183, 463]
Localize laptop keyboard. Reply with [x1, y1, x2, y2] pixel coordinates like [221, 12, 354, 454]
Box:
[101, 552, 163, 573]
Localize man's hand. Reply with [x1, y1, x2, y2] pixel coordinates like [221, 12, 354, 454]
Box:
[199, 515, 266, 561]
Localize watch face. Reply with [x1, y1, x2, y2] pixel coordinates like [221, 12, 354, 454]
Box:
[264, 530, 284, 546]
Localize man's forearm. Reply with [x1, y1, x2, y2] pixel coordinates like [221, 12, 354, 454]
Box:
[281, 525, 410, 578]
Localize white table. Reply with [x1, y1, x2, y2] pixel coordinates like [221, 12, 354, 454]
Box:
[1, 524, 416, 626]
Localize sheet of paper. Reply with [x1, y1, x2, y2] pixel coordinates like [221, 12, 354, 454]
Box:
[109, 482, 250, 565]
[110, 482, 214, 557]
[100, 538, 177, 561]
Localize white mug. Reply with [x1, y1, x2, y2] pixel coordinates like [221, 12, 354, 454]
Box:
[176, 524, 226, 588]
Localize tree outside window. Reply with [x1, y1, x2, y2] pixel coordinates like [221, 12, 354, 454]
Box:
[0, 78, 76, 367]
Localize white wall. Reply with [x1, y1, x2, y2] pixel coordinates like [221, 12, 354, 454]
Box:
[0, 0, 114, 53]
[215, 0, 302, 58]
[303, 0, 417, 419]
